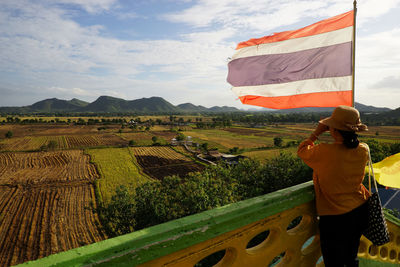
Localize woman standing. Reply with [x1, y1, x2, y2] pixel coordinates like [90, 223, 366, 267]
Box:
[297, 105, 369, 267]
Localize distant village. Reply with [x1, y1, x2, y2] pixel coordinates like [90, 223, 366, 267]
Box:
[170, 135, 244, 166]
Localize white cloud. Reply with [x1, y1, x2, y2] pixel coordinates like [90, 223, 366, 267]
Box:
[51, 0, 118, 13]
[163, 0, 400, 35]
[48, 86, 93, 96]
[372, 76, 400, 89]
[162, 0, 346, 33]
[181, 28, 236, 43]
[357, 0, 400, 26]
[355, 28, 400, 108]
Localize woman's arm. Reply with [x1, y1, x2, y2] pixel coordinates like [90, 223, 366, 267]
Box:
[297, 123, 329, 168]
[309, 123, 329, 142]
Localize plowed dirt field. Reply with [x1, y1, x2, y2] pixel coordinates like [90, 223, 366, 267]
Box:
[0, 150, 106, 266]
[130, 147, 204, 180]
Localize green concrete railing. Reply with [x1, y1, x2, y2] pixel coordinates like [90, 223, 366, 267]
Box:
[18, 181, 400, 266]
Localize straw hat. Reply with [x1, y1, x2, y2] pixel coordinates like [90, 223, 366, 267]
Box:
[319, 105, 368, 132]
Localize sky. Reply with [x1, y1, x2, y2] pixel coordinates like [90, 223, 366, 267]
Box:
[0, 0, 399, 110]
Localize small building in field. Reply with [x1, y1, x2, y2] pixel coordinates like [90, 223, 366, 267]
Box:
[171, 138, 178, 146]
[186, 136, 192, 146]
[221, 154, 245, 165]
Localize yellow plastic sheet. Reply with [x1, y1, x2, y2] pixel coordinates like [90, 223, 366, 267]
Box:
[368, 153, 400, 189]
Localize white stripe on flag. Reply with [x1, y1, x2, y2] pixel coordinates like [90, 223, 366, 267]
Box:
[231, 26, 353, 60]
[231, 76, 352, 97]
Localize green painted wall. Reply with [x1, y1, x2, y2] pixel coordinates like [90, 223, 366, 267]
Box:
[359, 258, 399, 267]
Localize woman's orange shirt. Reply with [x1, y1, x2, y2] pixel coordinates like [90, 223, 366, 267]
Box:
[297, 139, 370, 216]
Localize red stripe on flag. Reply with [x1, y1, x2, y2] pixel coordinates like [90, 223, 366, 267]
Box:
[239, 91, 352, 109]
[237, 10, 353, 49]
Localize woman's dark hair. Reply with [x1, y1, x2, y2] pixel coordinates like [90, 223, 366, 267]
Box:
[338, 130, 359, 149]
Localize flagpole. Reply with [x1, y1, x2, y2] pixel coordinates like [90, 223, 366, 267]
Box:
[352, 0, 357, 107]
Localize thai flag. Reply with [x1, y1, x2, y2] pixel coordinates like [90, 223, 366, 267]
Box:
[228, 10, 354, 109]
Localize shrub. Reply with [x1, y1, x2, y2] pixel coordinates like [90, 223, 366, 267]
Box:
[134, 173, 240, 230]
[273, 137, 283, 147]
[364, 139, 391, 162]
[47, 140, 57, 150]
[95, 185, 136, 237]
[5, 131, 13, 138]
[128, 140, 136, 147]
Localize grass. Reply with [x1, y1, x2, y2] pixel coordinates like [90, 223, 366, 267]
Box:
[183, 129, 274, 151]
[241, 147, 298, 163]
[119, 131, 168, 146]
[86, 147, 151, 204]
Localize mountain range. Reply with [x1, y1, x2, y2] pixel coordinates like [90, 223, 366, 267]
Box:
[0, 96, 242, 114]
[0, 96, 393, 114]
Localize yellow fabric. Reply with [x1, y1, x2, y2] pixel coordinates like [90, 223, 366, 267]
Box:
[367, 152, 400, 189]
[298, 140, 370, 216]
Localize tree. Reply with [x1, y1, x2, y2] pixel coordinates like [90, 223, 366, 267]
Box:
[96, 185, 136, 237]
[365, 139, 391, 162]
[47, 140, 57, 150]
[128, 140, 136, 147]
[273, 137, 283, 147]
[229, 147, 239, 154]
[200, 142, 208, 152]
[76, 118, 86, 125]
[151, 136, 158, 144]
[5, 131, 13, 138]
[176, 133, 185, 141]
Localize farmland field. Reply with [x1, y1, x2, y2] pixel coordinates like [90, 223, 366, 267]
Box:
[87, 147, 150, 203]
[0, 150, 106, 266]
[182, 126, 302, 151]
[241, 147, 298, 162]
[119, 131, 168, 146]
[0, 185, 105, 267]
[0, 150, 98, 185]
[0, 124, 100, 137]
[130, 146, 205, 180]
[0, 119, 400, 266]
[0, 134, 126, 151]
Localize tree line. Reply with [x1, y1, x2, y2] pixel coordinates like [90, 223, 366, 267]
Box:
[95, 139, 400, 238]
[95, 153, 313, 237]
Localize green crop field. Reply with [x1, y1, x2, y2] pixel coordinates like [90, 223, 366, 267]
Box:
[183, 129, 273, 150]
[241, 147, 298, 162]
[182, 125, 307, 153]
[86, 147, 150, 203]
[119, 131, 168, 146]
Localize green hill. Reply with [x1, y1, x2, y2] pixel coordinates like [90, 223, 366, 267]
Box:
[69, 98, 89, 107]
[81, 96, 127, 112]
[80, 96, 180, 113]
[29, 98, 89, 112]
[177, 103, 209, 112]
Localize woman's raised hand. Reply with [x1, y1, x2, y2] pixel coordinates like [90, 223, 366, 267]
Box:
[314, 123, 329, 136]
